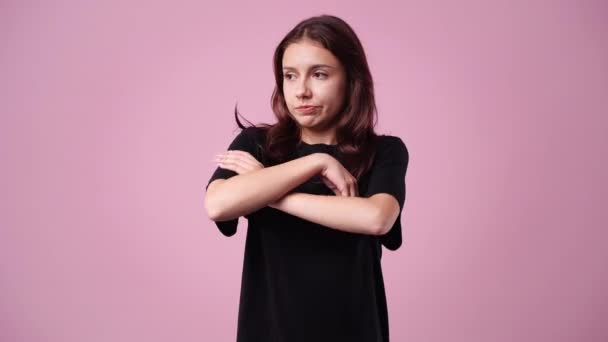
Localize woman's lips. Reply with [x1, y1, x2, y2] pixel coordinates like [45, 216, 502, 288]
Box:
[296, 106, 319, 114]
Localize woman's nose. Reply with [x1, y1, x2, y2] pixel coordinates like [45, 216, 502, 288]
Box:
[296, 80, 311, 98]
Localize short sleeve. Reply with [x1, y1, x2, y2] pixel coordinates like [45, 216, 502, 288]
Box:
[205, 126, 259, 237]
[363, 136, 409, 251]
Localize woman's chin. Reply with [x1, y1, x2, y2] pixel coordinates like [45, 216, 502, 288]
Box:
[294, 114, 317, 124]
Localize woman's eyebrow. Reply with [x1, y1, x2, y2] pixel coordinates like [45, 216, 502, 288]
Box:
[282, 64, 335, 71]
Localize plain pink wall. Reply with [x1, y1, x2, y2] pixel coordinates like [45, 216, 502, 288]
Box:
[1, 0, 607, 341]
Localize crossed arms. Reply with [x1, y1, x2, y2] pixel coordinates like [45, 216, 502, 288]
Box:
[204, 153, 399, 236]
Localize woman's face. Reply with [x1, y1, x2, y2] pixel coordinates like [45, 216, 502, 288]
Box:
[282, 38, 347, 133]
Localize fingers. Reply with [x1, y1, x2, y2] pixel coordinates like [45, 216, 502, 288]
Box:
[216, 158, 248, 174]
[337, 180, 354, 197]
[224, 150, 260, 164]
[339, 186, 349, 197]
[320, 173, 358, 197]
[321, 176, 348, 197]
[321, 177, 342, 197]
[347, 177, 357, 197]
[340, 174, 357, 197]
[215, 154, 255, 174]
[216, 150, 262, 171]
[349, 178, 358, 197]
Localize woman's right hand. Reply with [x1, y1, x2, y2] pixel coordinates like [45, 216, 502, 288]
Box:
[317, 154, 359, 197]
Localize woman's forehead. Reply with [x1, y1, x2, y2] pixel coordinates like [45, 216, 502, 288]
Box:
[283, 41, 340, 69]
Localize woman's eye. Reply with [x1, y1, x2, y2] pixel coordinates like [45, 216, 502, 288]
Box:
[283, 72, 327, 80]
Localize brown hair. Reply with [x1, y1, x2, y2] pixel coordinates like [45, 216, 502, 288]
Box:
[234, 14, 380, 180]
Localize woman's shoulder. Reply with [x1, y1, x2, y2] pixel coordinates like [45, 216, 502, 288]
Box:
[236, 126, 270, 159]
[237, 125, 269, 143]
[245, 124, 269, 134]
[239, 125, 263, 136]
[375, 134, 407, 153]
[371, 134, 409, 167]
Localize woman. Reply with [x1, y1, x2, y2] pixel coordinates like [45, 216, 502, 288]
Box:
[205, 14, 409, 342]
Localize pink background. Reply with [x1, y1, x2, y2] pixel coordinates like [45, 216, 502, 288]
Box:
[1, 1, 607, 341]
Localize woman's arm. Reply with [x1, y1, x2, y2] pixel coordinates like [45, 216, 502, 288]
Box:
[270, 192, 392, 236]
[205, 153, 326, 221]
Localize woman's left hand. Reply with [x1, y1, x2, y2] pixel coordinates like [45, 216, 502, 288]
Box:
[214, 150, 264, 174]
[214, 150, 282, 208]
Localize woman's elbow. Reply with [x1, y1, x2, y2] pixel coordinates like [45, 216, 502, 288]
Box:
[204, 181, 225, 221]
[204, 194, 222, 221]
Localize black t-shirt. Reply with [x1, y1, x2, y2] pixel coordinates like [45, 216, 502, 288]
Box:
[205, 126, 409, 342]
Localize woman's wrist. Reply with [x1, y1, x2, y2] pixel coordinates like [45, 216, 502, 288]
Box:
[311, 153, 330, 174]
[269, 154, 327, 210]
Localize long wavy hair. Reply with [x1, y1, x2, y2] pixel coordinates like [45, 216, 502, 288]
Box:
[234, 14, 380, 180]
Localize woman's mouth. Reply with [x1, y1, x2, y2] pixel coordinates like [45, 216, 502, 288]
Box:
[296, 106, 319, 115]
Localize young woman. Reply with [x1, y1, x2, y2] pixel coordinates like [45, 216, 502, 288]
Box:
[205, 14, 409, 342]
